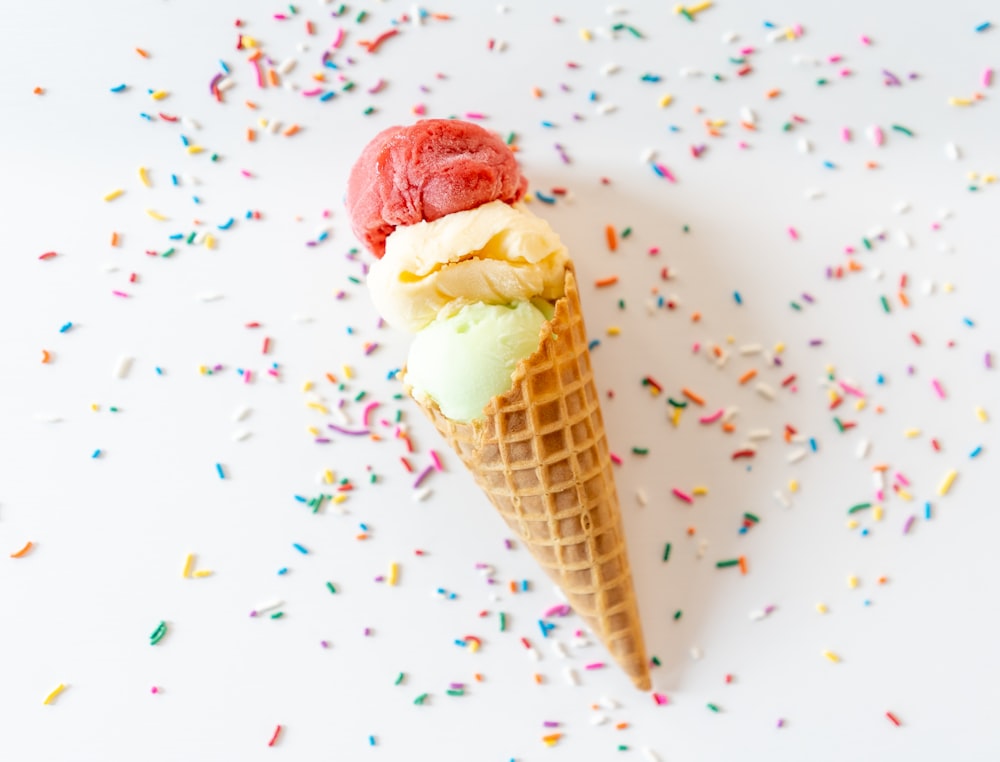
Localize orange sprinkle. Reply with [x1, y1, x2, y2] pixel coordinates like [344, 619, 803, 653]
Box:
[135, 47, 150, 58]
[738, 369, 758, 385]
[267, 68, 280, 87]
[312, 72, 326, 82]
[605, 225, 618, 252]
[686, 526, 697, 535]
[712, 345, 723, 358]
[248, 50, 263, 62]
[41, 350, 51, 364]
[766, 88, 781, 98]
[721, 422, 736, 433]
[898, 291, 909, 307]
[245, 100, 259, 109]
[738, 556, 748, 575]
[283, 124, 300, 137]
[594, 275, 619, 288]
[474, 673, 484, 682]
[111, 232, 120, 247]
[325, 373, 338, 384]
[33, 86, 45, 95]
[534, 673, 544, 684]
[10, 541, 34, 559]
[356, 533, 369, 540]
[541, 733, 562, 746]
[690, 311, 701, 322]
[866, 161, 879, 169]
[615, 722, 630, 730]
[510, 580, 518, 593]
[246, 128, 256, 142]
[872, 463, 890, 471]
[682, 387, 705, 406]
[740, 121, 757, 131]
[531, 86, 543, 98]
[848, 259, 864, 272]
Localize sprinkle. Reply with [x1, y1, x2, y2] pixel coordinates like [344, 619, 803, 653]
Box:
[682, 387, 705, 405]
[10, 541, 34, 559]
[672, 488, 694, 504]
[292, 543, 308, 555]
[822, 650, 840, 663]
[931, 379, 946, 399]
[215, 462, 226, 479]
[103, 189, 124, 202]
[937, 469, 958, 495]
[886, 711, 902, 726]
[150, 621, 168, 645]
[605, 225, 618, 251]
[388, 562, 399, 586]
[267, 725, 282, 747]
[43, 684, 67, 705]
[975, 21, 992, 32]
[595, 275, 619, 288]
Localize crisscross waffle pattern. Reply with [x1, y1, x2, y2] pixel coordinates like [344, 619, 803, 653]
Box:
[409, 266, 650, 690]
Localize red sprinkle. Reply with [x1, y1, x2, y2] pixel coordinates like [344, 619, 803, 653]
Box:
[731, 449, 756, 460]
[267, 725, 282, 747]
[39, 251, 58, 260]
[885, 711, 902, 727]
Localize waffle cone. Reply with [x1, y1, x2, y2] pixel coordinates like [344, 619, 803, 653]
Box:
[407, 265, 650, 690]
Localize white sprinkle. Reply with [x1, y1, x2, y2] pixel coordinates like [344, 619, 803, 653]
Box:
[181, 117, 201, 130]
[277, 58, 297, 75]
[600, 695, 620, 710]
[721, 31, 739, 43]
[589, 712, 608, 725]
[870, 268, 884, 281]
[774, 490, 791, 508]
[198, 292, 224, 302]
[526, 646, 541, 661]
[640, 147, 657, 163]
[766, 29, 786, 42]
[755, 382, 776, 400]
[596, 103, 618, 115]
[740, 343, 763, 355]
[291, 314, 314, 323]
[606, 4, 627, 14]
[740, 106, 756, 124]
[34, 413, 63, 423]
[564, 667, 580, 686]
[636, 488, 648, 507]
[551, 640, 568, 658]
[267, 120, 282, 134]
[893, 200, 911, 214]
[641, 747, 662, 762]
[495, 4, 509, 14]
[679, 66, 702, 77]
[749, 609, 768, 621]
[938, 242, 955, 254]
[923, 279, 935, 295]
[696, 539, 708, 559]
[232, 405, 252, 422]
[412, 487, 432, 502]
[477, 564, 496, 576]
[232, 430, 252, 442]
[114, 356, 133, 379]
[938, 208, 954, 220]
[690, 646, 703, 661]
[797, 138, 812, 154]
[747, 428, 772, 440]
[896, 230, 913, 249]
[721, 407, 739, 424]
[945, 141, 960, 160]
[217, 77, 236, 92]
[102, 263, 120, 272]
[252, 600, 283, 616]
[600, 62, 621, 76]
[787, 448, 808, 464]
[872, 469, 885, 492]
[856, 438, 871, 459]
[804, 187, 824, 199]
[495, 40, 508, 52]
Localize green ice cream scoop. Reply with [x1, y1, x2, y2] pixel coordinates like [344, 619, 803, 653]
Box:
[405, 300, 552, 422]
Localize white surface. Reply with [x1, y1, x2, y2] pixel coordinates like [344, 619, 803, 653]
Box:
[2, 1, 999, 759]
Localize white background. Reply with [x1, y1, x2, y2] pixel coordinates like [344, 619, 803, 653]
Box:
[2, 1, 999, 760]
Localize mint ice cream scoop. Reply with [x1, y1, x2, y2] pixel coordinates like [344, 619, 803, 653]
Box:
[405, 300, 551, 422]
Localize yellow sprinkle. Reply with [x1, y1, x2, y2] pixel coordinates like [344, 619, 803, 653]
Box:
[302, 380, 314, 392]
[242, 35, 258, 48]
[522, 193, 534, 204]
[903, 428, 921, 438]
[323, 469, 335, 484]
[873, 505, 884, 521]
[975, 406, 988, 422]
[692, 486, 709, 495]
[182, 553, 194, 579]
[205, 234, 216, 250]
[784, 27, 796, 40]
[658, 93, 673, 107]
[984, 174, 997, 183]
[193, 569, 213, 578]
[388, 562, 399, 586]
[846, 519, 859, 529]
[774, 342, 785, 354]
[307, 426, 320, 437]
[341, 364, 354, 380]
[855, 399, 866, 411]
[815, 603, 828, 614]
[43, 683, 66, 705]
[606, 326, 621, 336]
[150, 90, 168, 100]
[307, 402, 330, 414]
[145, 208, 168, 221]
[333, 494, 348, 504]
[579, 28, 592, 41]
[688, 0, 713, 13]
[788, 479, 799, 493]
[943, 282, 954, 293]
[826, 389, 839, 403]
[670, 407, 682, 427]
[847, 575, 859, 589]
[258, 117, 269, 128]
[897, 489, 913, 502]
[948, 97, 972, 106]
[708, 118, 727, 128]
[822, 650, 841, 663]
[103, 189, 125, 202]
[937, 468, 958, 496]
[138, 167, 151, 187]
[967, 171, 980, 181]
[90, 403, 100, 412]
[187, 145, 205, 155]
[198, 365, 208, 375]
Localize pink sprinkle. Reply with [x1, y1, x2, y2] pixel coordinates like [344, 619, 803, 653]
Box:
[788, 227, 799, 240]
[648, 246, 660, 255]
[429, 450, 443, 471]
[151, 686, 159, 694]
[464, 112, 486, 120]
[871, 125, 884, 146]
[828, 54, 843, 63]
[112, 290, 129, 298]
[692, 342, 701, 353]
[654, 163, 676, 182]
[841, 127, 852, 142]
[412, 103, 426, 115]
[699, 409, 725, 424]
[672, 488, 694, 504]
[792, 23, 803, 36]
[860, 34, 872, 45]
[544, 604, 572, 618]
[244, 370, 252, 384]
[584, 662, 606, 671]
[332, 28, 345, 48]
[840, 68, 852, 77]
[931, 378, 946, 399]
[610, 453, 623, 465]
[894, 471, 910, 487]
[368, 78, 386, 94]
[653, 693, 669, 705]
[739, 46, 755, 55]
[986, 352, 993, 369]
[876, 489, 884, 501]
[241, 170, 254, 178]
[362, 401, 380, 427]
[984, 68, 994, 88]
[302, 88, 324, 97]
[838, 381, 865, 397]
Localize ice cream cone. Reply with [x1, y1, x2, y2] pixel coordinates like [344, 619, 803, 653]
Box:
[407, 264, 651, 691]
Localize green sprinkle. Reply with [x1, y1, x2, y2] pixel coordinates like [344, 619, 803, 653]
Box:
[862, 237, 872, 250]
[833, 417, 845, 433]
[680, 8, 693, 21]
[632, 447, 649, 455]
[663, 543, 671, 562]
[743, 512, 760, 523]
[413, 693, 428, 705]
[446, 688, 464, 697]
[347, 276, 362, 284]
[499, 612, 507, 631]
[713, 73, 724, 82]
[707, 703, 721, 713]
[729, 57, 746, 64]
[270, 611, 284, 619]
[369, 473, 377, 483]
[186, 231, 196, 244]
[682, 224, 690, 233]
[626, 25, 642, 38]
[618, 745, 629, 751]
[651, 655, 661, 666]
[618, 299, 626, 310]
[611, 22, 625, 30]
[848, 502, 872, 514]
[342, 81, 355, 92]
[666, 398, 688, 408]
[817, 78, 828, 86]
[782, 122, 793, 132]
[161, 247, 175, 258]
[326, 581, 337, 594]
[505, 131, 516, 145]
[210, 153, 219, 162]
[394, 672, 405, 685]
[790, 301, 802, 311]
[621, 226, 632, 238]
[363, 106, 375, 115]
[969, 185, 979, 192]
[109, 406, 119, 413]
[673, 610, 682, 621]
[880, 295, 891, 313]
[356, 10, 367, 22]
[715, 559, 740, 568]
[891, 124, 914, 137]
[150, 621, 167, 645]
[355, 390, 366, 402]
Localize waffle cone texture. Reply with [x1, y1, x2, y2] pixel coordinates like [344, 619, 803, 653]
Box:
[408, 265, 651, 690]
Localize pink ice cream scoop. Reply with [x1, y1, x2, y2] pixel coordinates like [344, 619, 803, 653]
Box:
[346, 119, 528, 259]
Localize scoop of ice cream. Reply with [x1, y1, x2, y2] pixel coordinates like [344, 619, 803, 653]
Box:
[367, 200, 569, 332]
[346, 119, 528, 258]
[405, 300, 550, 422]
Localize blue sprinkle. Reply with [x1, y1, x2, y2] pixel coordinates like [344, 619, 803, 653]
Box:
[860, 528, 869, 536]
[763, 20, 776, 28]
[218, 218, 235, 230]
[588, 91, 598, 102]
[216, 463, 226, 479]
[320, 90, 336, 101]
[454, 638, 467, 647]
[538, 620, 556, 638]
[110, 84, 127, 92]
[823, 160, 837, 169]
[640, 73, 662, 82]
[876, 373, 885, 385]
[91, 449, 102, 459]
[171, 174, 179, 186]
[963, 317, 975, 327]
[521, 580, 529, 592]
[192, 196, 201, 204]
[139, 113, 153, 121]
[970, 445, 983, 458]
[293, 543, 309, 554]
[651, 163, 665, 178]
[277, 567, 288, 575]
[346, 326, 354, 334]
[155, 367, 163, 375]
[657, 295, 665, 308]
[180, 135, 190, 146]
[975, 21, 992, 32]
[359, 523, 369, 531]
[540, 120, 556, 128]
[534, 190, 555, 204]
[219, 60, 230, 73]
[668, 124, 681, 132]
[387, 368, 400, 380]
[59, 322, 73, 333]
[294, 495, 307, 503]
[924, 501, 932, 520]
[317, 230, 329, 241]
[733, 291, 742, 305]
[369, 736, 376, 747]
[738, 526, 747, 535]
[169, 232, 184, 240]
[588, 339, 601, 351]
[809, 438, 818, 452]
[245, 210, 254, 219]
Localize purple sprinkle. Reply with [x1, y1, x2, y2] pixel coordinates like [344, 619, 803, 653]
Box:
[209, 72, 223, 94]
[374, 575, 385, 582]
[801, 292, 815, 303]
[986, 352, 993, 369]
[777, 718, 785, 728]
[902, 515, 916, 535]
[449, 682, 464, 690]
[504, 538, 513, 550]
[809, 339, 823, 346]
[413, 465, 434, 489]
[327, 424, 371, 436]
[314, 438, 332, 444]
[544, 604, 573, 618]
[320, 640, 329, 648]
[543, 721, 560, 728]
[882, 69, 901, 86]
